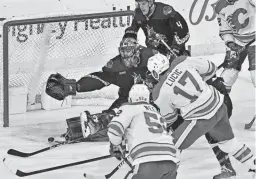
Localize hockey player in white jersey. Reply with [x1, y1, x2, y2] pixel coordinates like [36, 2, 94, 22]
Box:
[147, 53, 256, 178]
[214, 0, 255, 128]
[107, 84, 179, 179]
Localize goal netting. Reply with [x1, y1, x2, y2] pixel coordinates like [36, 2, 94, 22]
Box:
[0, 10, 134, 127]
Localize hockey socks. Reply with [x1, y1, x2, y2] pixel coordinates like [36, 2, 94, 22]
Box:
[232, 144, 254, 164]
[212, 144, 233, 167]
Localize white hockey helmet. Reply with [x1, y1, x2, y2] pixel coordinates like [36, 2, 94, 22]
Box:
[147, 53, 169, 80]
[128, 84, 150, 103]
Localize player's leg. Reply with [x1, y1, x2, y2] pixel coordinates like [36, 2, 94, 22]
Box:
[205, 133, 236, 179]
[131, 161, 178, 179]
[204, 94, 236, 179]
[208, 105, 255, 177]
[220, 49, 247, 93]
[171, 105, 226, 150]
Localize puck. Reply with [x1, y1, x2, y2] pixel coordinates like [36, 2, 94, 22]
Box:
[48, 137, 55, 143]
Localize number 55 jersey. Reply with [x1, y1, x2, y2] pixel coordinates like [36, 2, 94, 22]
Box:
[152, 56, 224, 121]
[107, 103, 179, 166]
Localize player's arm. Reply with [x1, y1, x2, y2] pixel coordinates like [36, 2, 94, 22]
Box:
[106, 87, 129, 112]
[107, 105, 134, 145]
[75, 57, 119, 93]
[153, 90, 178, 132]
[167, 7, 190, 54]
[123, 10, 141, 40]
[187, 57, 229, 93]
[217, 15, 235, 47]
[187, 57, 217, 81]
[45, 58, 118, 101]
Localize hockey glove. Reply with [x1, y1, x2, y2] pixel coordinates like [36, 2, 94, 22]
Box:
[99, 109, 119, 128]
[109, 142, 126, 160]
[222, 49, 241, 70]
[207, 77, 228, 95]
[226, 41, 242, 60]
[170, 45, 181, 56]
[45, 73, 76, 100]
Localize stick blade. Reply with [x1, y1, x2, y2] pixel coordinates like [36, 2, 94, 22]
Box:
[7, 149, 29, 157]
[3, 157, 19, 175]
[84, 173, 106, 179]
[244, 117, 255, 130]
[16, 170, 28, 177]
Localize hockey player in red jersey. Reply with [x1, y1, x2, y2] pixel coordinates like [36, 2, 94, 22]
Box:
[108, 84, 179, 179]
[45, 37, 158, 141]
[214, 0, 255, 130]
[123, 0, 190, 56]
[147, 53, 256, 178]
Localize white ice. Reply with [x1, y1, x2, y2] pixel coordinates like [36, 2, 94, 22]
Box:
[0, 53, 255, 179]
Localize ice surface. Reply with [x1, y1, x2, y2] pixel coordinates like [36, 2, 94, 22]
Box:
[0, 53, 255, 179]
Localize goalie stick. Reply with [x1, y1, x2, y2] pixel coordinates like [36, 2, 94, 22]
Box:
[84, 157, 132, 179]
[3, 154, 112, 177]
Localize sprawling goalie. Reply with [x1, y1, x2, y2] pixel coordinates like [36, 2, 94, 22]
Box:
[45, 37, 158, 142]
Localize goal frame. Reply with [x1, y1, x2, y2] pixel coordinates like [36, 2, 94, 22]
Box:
[2, 10, 134, 127]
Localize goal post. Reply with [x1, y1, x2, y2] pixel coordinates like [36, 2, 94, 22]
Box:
[1, 10, 134, 127]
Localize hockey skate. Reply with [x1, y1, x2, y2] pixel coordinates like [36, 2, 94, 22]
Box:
[248, 159, 256, 179]
[213, 162, 236, 179]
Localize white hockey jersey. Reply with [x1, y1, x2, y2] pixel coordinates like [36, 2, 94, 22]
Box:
[107, 102, 179, 166]
[215, 0, 255, 46]
[152, 56, 224, 121]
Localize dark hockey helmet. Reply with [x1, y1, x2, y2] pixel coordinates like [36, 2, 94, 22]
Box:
[135, 0, 154, 2]
[119, 37, 140, 68]
[225, 0, 238, 4]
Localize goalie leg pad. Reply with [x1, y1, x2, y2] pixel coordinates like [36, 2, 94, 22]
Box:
[66, 116, 84, 141]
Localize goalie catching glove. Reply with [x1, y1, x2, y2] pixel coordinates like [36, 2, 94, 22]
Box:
[45, 73, 77, 100]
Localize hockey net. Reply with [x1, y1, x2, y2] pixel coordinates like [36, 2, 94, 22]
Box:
[1, 10, 134, 127]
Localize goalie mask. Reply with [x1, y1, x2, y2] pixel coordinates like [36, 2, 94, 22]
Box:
[119, 38, 140, 68]
[128, 84, 150, 103]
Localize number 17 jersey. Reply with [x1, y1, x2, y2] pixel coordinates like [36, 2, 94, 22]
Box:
[152, 56, 224, 121]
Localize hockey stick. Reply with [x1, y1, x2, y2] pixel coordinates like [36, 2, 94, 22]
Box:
[7, 141, 67, 158]
[84, 157, 132, 179]
[244, 116, 255, 130]
[3, 154, 112, 177]
[159, 39, 178, 58]
[7, 135, 83, 158]
[218, 38, 255, 69]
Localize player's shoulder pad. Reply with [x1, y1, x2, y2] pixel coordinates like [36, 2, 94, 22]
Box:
[103, 55, 121, 72]
[156, 2, 176, 18]
[134, 8, 146, 21]
[138, 47, 158, 67]
[118, 102, 140, 114]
